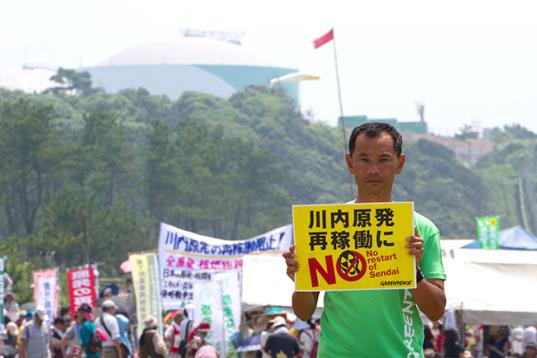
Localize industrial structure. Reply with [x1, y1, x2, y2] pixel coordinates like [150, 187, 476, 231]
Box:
[82, 32, 299, 101]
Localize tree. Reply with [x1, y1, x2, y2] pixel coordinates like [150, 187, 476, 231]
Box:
[76, 110, 138, 208]
[0, 96, 70, 236]
[47, 68, 99, 96]
[455, 124, 479, 141]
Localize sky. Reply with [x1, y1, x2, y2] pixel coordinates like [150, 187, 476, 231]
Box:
[1, 0, 537, 135]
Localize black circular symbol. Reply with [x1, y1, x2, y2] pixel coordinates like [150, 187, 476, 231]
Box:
[336, 250, 367, 281]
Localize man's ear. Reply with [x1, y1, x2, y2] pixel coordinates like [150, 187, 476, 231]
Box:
[395, 153, 406, 174]
[345, 153, 354, 174]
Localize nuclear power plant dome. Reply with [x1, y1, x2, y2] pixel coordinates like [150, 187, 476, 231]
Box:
[83, 34, 298, 101]
[101, 36, 277, 67]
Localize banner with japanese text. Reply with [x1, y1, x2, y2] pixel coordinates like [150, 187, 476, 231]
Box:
[0, 258, 4, 333]
[160, 222, 293, 256]
[130, 253, 162, 338]
[293, 202, 415, 291]
[67, 266, 97, 319]
[158, 222, 292, 309]
[33, 269, 59, 320]
[476, 216, 499, 249]
[193, 271, 241, 357]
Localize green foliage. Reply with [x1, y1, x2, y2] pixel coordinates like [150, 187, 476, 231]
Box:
[47, 68, 99, 96]
[455, 124, 479, 140]
[397, 140, 488, 237]
[0, 81, 536, 304]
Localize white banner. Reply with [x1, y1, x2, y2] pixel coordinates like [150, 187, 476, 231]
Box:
[193, 271, 241, 357]
[159, 223, 292, 310]
[217, 271, 241, 356]
[159, 223, 293, 257]
[33, 269, 58, 320]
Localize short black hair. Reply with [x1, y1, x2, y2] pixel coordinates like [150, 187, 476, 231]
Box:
[348, 122, 403, 157]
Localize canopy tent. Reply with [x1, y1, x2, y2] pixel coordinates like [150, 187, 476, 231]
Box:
[462, 225, 537, 250]
[241, 254, 324, 315]
[241, 232, 537, 326]
[442, 234, 537, 325]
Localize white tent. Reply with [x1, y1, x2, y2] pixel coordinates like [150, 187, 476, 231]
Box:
[442, 240, 537, 325]
[242, 254, 324, 315]
[241, 242, 537, 325]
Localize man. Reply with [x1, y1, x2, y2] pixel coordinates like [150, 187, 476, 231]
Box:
[262, 316, 299, 358]
[103, 288, 113, 299]
[283, 122, 446, 357]
[51, 317, 67, 358]
[19, 307, 52, 358]
[296, 319, 319, 358]
[78, 303, 101, 358]
[523, 341, 537, 358]
[523, 326, 537, 352]
[62, 307, 86, 358]
[97, 300, 122, 358]
[115, 311, 132, 358]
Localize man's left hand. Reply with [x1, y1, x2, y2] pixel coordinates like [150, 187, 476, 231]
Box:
[406, 228, 424, 266]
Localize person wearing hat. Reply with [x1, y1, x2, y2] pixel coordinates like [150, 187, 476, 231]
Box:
[62, 304, 88, 358]
[164, 309, 192, 358]
[184, 322, 216, 358]
[262, 316, 299, 358]
[97, 300, 122, 358]
[524, 341, 537, 358]
[139, 316, 168, 358]
[3, 321, 19, 358]
[19, 307, 52, 358]
[51, 317, 67, 358]
[295, 319, 318, 358]
[77, 303, 104, 358]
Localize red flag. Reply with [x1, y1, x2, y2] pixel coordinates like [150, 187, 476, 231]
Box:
[313, 28, 334, 49]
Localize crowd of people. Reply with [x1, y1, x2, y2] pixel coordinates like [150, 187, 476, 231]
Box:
[2, 121, 537, 358]
[1, 292, 218, 358]
[420, 323, 537, 358]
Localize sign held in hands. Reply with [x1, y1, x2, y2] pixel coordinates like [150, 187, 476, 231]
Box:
[293, 202, 416, 291]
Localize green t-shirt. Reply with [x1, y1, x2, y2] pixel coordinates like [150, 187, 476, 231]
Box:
[317, 211, 446, 358]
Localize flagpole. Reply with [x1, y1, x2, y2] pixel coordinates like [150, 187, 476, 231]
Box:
[331, 30, 355, 197]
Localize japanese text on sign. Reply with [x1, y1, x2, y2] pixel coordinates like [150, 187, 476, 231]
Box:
[293, 202, 416, 291]
[67, 267, 97, 318]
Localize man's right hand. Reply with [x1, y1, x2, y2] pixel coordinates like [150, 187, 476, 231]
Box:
[283, 245, 298, 281]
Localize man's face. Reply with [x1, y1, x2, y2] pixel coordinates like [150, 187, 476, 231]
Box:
[345, 132, 405, 199]
[174, 315, 183, 324]
[76, 310, 84, 323]
[35, 315, 43, 325]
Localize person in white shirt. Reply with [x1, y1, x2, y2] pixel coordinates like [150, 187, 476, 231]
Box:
[97, 300, 122, 358]
[4, 292, 20, 323]
[523, 326, 537, 352]
[296, 319, 319, 358]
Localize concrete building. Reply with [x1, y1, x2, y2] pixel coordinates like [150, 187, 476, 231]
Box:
[83, 35, 298, 101]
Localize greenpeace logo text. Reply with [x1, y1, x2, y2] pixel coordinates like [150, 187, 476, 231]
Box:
[380, 280, 412, 286]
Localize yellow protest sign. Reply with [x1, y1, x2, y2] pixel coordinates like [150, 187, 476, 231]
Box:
[293, 202, 415, 291]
